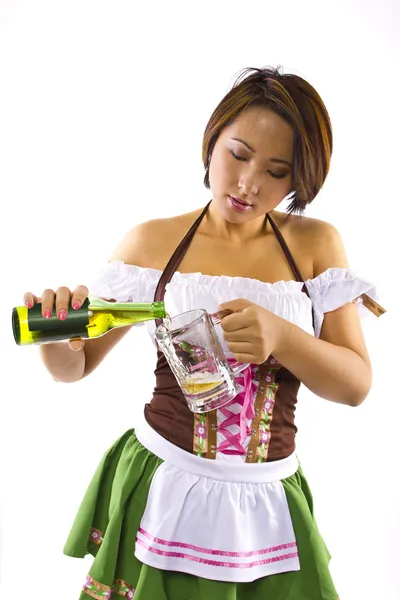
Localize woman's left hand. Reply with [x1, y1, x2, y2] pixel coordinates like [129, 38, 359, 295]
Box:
[218, 298, 287, 365]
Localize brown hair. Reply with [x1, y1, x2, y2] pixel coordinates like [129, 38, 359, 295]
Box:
[202, 66, 333, 213]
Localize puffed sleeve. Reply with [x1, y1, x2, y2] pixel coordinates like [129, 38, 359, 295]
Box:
[88, 261, 162, 326]
[304, 267, 386, 338]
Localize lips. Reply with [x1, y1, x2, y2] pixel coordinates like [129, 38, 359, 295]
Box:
[228, 195, 253, 213]
[229, 195, 252, 207]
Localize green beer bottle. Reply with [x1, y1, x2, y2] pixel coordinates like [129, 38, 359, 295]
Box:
[12, 297, 166, 346]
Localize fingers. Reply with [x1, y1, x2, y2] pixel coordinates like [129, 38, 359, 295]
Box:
[218, 298, 251, 312]
[68, 338, 85, 352]
[71, 285, 89, 311]
[226, 341, 261, 365]
[55, 286, 71, 320]
[220, 311, 250, 333]
[41, 288, 56, 318]
[226, 341, 254, 356]
[23, 288, 56, 318]
[22, 284, 89, 321]
[23, 292, 41, 308]
[210, 309, 234, 325]
[223, 327, 253, 342]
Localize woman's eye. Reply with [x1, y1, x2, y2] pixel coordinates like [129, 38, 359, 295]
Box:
[230, 150, 246, 161]
[231, 149, 288, 179]
[269, 171, 287, 179]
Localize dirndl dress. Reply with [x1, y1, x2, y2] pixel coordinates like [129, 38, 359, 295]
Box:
[63, 260, 384, 600]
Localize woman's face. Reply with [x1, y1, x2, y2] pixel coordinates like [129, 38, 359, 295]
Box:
[208, 106, 294, 223]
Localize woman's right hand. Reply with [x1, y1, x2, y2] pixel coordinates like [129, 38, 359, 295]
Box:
[23, 285, 89, 351]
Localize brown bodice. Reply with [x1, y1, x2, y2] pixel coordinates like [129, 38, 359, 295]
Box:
[144, 202, 315, 462]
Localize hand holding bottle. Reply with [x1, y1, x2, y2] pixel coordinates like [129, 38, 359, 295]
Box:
[21, 285, 90, 350]
[13, 288, 167, 347]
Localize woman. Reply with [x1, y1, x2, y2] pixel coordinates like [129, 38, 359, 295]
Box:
[23, 66, 384, 599]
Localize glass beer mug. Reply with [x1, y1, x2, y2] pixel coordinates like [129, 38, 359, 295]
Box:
[155, 309, 248, 413]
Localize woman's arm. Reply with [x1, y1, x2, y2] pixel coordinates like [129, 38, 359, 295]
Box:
[273, 303, 371, 407]
[40, 219, 165, 383]
[274, 220, 372, 406]
[40, 326, 131, 383]
[220, 221, 372, 407]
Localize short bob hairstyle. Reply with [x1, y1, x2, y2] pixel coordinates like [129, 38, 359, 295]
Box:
[202, 66, 333, 214]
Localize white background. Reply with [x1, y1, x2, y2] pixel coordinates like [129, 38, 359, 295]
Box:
[0, 1, 398, 599]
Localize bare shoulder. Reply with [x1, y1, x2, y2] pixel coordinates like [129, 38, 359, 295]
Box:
[272, 210, 349, 277]
[109, 208, 204, 270]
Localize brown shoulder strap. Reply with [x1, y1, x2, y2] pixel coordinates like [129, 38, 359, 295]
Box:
[266, 213, 304, 282]
[154, 201, 211, 326]
[266, 213, 316, 332]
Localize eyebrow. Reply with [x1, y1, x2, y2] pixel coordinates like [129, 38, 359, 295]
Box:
[231, 137, 293, 168]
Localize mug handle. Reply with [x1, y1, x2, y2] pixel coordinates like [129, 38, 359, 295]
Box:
[209, 309, 234, 325]
[209, 309, 250, 375]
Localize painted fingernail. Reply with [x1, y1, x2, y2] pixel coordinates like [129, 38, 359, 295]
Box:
[72, 301, 81, 310]
[69, 339, 84, 351]
[25, 301, 33, 309]
[58, 310, 67, 320]
[44, 309, 52, 319]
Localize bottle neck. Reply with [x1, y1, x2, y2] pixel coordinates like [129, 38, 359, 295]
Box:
[88, 297, 166, 319]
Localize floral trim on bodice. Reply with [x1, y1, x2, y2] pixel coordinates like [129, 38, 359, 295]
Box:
[246, 357, 281, 463]
[193, 411, 217, 457]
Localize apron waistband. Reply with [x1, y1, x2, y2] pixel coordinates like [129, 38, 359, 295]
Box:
[135, 417, 299, 483]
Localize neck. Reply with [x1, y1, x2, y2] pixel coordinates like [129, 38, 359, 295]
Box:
[201, 200, 270, 244]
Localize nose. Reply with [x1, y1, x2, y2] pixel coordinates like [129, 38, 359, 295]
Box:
[238, 181, 258, 196]
[238, 169, 260, 196]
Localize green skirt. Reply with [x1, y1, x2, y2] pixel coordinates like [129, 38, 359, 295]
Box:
[64, 429, 339, 600]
